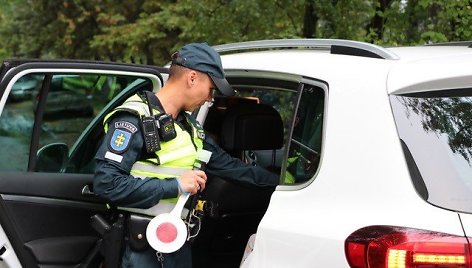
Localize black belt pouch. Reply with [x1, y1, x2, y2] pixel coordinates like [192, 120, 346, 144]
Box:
[127, 214, 152, 252]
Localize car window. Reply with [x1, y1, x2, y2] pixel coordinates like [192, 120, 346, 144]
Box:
[390, 93, 472, 213]
[65, 77, 153, 174]
[202, 81, 298, 174]
[203, 79, 325, 185]
[0, 72, 148, 172]
[37, 75, 98, 150]
[236, 87, 297, 139]
[0, 73, 42, 171]
[285, 83, 325, 184]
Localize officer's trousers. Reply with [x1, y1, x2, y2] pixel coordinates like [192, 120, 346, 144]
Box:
[121, 242, 192, 268]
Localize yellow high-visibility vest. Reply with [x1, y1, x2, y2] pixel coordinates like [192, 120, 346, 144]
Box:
[104, 94, 204, 215]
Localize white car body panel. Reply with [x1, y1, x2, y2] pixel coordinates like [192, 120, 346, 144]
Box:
[0, 225, 21, 268]
[387, 53, 472, 95]
[222, 47, 472, 267]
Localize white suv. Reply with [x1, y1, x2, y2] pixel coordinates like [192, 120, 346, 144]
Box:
[0, 39, 472, 268]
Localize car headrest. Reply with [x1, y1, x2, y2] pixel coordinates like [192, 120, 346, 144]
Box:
[220, 102, 284, 151]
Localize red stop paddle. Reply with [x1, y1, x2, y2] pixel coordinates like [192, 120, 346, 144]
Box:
[146, 193, 189, 253]
[147, 149, 212, 253]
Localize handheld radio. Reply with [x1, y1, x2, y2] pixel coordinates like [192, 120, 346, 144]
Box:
[141, 115, 161, 153]
[141, 92, 178, 153]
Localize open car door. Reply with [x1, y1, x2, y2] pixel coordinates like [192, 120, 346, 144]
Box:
[0, 60, 164, 268]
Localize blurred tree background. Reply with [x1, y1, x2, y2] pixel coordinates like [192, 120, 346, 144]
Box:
[0, 0, 471, 65]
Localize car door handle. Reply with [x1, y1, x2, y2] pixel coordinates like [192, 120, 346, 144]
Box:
[81, 185, 95, 196]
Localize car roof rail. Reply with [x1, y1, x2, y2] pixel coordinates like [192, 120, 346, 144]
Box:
[425, 41, 472, 48]
[213, 39, 399, 60]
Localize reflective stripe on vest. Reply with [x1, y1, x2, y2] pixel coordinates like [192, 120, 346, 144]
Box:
[131, 162, 192, 178]
[119, 165, 190, 217]
[103, 94, 204, 215]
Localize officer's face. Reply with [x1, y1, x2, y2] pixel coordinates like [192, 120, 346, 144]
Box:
[186, 72, 215, 111]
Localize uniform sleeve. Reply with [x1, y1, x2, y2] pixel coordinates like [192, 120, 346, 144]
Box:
[93, 113, 179, 208]
[204, 135, 280, 188]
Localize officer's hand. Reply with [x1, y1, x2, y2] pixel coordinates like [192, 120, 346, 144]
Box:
[178, 170, 207, 195]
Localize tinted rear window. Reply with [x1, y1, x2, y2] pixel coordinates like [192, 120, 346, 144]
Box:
[390, 94, 472, 212]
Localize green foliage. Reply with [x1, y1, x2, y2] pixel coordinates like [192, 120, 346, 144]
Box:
[0, 0, 103, 59]
[312, 0, 373, 41]
[174, 0, 305, 44]
[380, 0, 472, 45]
[0, 0, 471, 64]
[90, 0, 177, 64]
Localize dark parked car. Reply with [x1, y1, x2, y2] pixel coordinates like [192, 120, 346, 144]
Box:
[10, 74, 40, 101]
[33, 75, 94, 118]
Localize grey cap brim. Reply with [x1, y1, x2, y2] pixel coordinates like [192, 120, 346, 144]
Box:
[210, 75, 234, 96]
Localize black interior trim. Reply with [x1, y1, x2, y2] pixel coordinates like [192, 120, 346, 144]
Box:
[0, 172, 102, 203]
[0, 196, 36, 267]
[400, 139, 429, 200]
[24, 236, 97, 264]
[227, 77, 299, 91]
[397, 87, 472, 98]
[28, 74, 52, 172]
[1, 194, 106, 267]
[2, 195, 106, 211]
[331, 45, 383, 59]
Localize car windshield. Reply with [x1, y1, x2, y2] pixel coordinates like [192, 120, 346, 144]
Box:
[390, 93, 472, 213]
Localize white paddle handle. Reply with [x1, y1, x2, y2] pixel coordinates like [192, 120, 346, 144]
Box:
[170, 193, 189, 217]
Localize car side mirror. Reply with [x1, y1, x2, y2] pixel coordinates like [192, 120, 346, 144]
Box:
[36, 143, 69, 172]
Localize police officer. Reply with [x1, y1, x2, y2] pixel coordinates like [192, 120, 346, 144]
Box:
[93, 43, 279, 268]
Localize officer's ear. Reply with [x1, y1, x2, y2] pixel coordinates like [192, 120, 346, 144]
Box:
[187, 70, 198, 87]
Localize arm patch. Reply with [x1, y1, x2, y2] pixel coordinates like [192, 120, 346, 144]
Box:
[108, 120, 138, 154]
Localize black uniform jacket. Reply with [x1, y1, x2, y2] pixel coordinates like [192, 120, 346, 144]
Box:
[93, 95, 279, 208]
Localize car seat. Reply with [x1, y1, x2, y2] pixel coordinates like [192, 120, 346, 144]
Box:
[220, 102, 284, 169]
[192, 102, 284, 268]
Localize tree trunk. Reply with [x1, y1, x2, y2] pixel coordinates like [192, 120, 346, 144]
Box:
[369, 0, 393, 42]
[303, 0, 317, 38]
[406, 0, 420, 43]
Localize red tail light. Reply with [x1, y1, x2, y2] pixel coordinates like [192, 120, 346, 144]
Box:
[345, 226, 471, 268]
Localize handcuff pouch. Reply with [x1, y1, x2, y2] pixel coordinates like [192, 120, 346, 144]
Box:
[127, 214, 151, 252]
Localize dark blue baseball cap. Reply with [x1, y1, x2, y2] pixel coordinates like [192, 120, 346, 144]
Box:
[172, 43, 234, 96]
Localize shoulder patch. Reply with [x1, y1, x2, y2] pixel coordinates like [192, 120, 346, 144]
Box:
[115, 121, 138, 133]
[109, 129, 133, 153]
